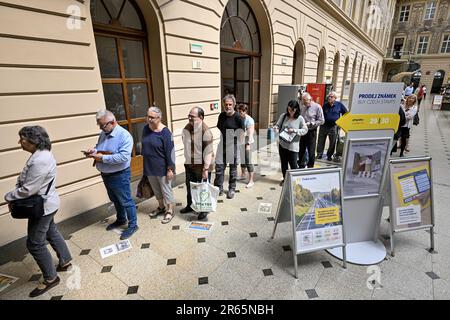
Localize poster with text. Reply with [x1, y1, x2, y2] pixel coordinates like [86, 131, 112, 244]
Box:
[291, 171, 344, 254]
[344, 139, 390, 197]
[390, 159, 433, 231]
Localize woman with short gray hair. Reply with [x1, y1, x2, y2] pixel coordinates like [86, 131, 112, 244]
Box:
[4, 126, 72, 298]
[142, 106, 176, 223]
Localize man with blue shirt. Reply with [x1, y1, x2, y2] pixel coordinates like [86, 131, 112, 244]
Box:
[404, 83, 414, 97]
[85, 110, 138, 240]
[316, 92, 348, 161]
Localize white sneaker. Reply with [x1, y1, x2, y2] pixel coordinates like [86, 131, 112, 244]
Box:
[246, 182, 255, 189]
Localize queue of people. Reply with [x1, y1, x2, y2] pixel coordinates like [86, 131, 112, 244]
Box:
[4, 87, 420, 298]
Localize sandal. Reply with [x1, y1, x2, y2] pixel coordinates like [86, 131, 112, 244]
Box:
[149, 206, 165, 217]
[29, 276, 60, 298]
[161, 212, 174, 224]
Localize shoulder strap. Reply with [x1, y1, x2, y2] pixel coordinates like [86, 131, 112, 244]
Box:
[44, 178, 55, 196]
[281, 113, 287, 125]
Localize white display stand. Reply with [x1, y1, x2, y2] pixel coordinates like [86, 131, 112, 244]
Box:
[327, 82, 404, 265]
[272, 168, 347, 278]
[328, 241, 386, 265]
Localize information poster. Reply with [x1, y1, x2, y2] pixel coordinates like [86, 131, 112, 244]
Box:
[390, 159, 433, 231]
[291, 171, 344, 253]
[0, 273, 18, 293]
[344, 139, 390, 197]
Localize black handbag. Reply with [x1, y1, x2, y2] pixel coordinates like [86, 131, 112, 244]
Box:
[413, 113, 420, 126]
[10, 179, 54, 219]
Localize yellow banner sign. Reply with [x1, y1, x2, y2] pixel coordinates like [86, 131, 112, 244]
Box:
[315, 207, 340, 225]
[336, 113, 400, 133]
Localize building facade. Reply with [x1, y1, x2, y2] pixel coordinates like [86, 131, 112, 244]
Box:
[384, 0, 450, 93]
[0, 0, 394, 245]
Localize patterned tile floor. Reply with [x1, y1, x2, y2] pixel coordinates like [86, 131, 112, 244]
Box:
[1, 97, 450, 300]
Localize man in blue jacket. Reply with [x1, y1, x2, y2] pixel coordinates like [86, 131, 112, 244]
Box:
[316, 92, 348, 161]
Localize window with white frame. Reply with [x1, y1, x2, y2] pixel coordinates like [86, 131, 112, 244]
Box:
[399, 5, 410, 22]
[441, 35, 450, 53]
[425, 2, 436, 20]
[417, 36, 429, 54]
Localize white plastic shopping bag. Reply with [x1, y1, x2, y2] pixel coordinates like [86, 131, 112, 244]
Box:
[190, 181, 220, 213]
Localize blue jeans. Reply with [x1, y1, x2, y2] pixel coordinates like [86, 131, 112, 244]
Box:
[27, 211, 72, 281]
[101, 167, 137, 229]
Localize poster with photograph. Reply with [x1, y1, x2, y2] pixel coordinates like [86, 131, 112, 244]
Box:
[100, 239, 132, 259]
[344, 139, 390, 197]
[188, 221, 214, 232]
[258, 203, 273, 214]
[0, 273, 19, 293]
[389, 159, 433, 231]
[291, 170, 344, 254]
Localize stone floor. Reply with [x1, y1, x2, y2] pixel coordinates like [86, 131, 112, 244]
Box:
[1, 97, 450, 300]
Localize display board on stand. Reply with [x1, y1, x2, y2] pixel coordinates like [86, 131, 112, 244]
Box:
[388, 156, 435, 256]
[271, 168, 347, 279]
[327, 82, 403, 265]
[432, 95, 443, 110]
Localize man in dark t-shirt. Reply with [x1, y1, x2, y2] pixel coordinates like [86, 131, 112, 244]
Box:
[214, 94, 245, 199]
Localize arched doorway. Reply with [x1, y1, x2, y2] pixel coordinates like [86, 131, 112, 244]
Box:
[386, 68, 399, 82]
[292, 39, 306, 85]
[351, 55, 358, 83]
[317, 48, 326, 83]
[358, 58, 364, 82]
[341, 56, 350, 100]
[374, 62, 379, 82]
[91, 0, 154, 176]
[363, 64, 367, 82]
[411, 70, 422, 87]
[220, 0, 261, 125]
[332, 51, 340, 91]
[431, 70, 445, 93]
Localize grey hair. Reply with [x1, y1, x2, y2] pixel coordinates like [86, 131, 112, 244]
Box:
[302, 92, 312, 100]
[328, 91, 338, 98]
[18, 126, 52, 151]
[222, 94, 236, 107]
[148, 106, 162, 118]
[96, 109, 115, 121]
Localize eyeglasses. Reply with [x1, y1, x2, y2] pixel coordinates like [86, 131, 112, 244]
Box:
[187, 114, 198, 119]
[147, 115, 159, 120]
[99, 121, 113, 130]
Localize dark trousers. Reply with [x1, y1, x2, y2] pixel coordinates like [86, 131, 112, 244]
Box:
[400, 127, 410, 156]
[279, 144, 298, 179]
[298, 129, 317, 168]
[185, 165, 211, 207]
[316, 125, 338, 159]
[27, 212, 72, 281]
[214, 162, 238, 191]
[101, 167, 137, 228]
